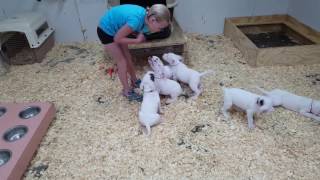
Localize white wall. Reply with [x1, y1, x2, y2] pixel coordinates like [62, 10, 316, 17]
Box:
[174, 0, 290, 35]
[0, 0, 107, 43]
[1, 0, 319, 42]
[288, 0, 320, 31]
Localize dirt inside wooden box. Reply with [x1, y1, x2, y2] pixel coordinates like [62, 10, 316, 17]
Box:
[0, 33, 320, 179]
[239, 23, 315, 48]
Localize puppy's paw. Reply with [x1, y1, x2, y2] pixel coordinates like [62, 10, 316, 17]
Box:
[158, 109, 164, 114]
[165, 101, 172, 105]
[165, 98, 176, 105]
[221, 111, 230, 121]
[139, 125, 147, 135]
[190, 95, 199, 100]
[248, 124, 255, 130]
[221, 116, 229, 122]
[133, 88, 143, 95]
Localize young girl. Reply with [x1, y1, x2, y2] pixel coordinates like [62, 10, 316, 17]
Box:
[97, 4, 170, 102]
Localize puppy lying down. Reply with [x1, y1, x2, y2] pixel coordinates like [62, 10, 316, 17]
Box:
[257, 87, 320, 122]
[139, 71, 163, 136]
[162, 52, 214, 99]
[222, 88, 274, 129]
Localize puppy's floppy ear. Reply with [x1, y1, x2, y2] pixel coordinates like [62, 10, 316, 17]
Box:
[173, 58, 179, 65]
[150, 73, 155, 82]
[256, 98, 264, 106]
[176, 54, 184, 62]
[171, 53, 183, 62]
[171, 53, 183, 64]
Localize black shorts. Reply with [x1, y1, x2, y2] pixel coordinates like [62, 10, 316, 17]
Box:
[97, 27, 114, 44]
[120, 0, 166, 8]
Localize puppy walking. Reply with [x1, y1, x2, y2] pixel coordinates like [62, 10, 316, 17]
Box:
[162, 52, 214, 99]
[148, 56, 183, 104]
[139, 71, 163, 136]
[222, 88, 274, 129]
[257, 88, 320, 122]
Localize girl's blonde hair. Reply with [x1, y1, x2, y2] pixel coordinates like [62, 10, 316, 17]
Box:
[148, 4, 171, 23]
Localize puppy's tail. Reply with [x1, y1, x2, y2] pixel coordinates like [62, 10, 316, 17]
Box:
[255, 86, 270, 95]
[200, 70, 215, 77]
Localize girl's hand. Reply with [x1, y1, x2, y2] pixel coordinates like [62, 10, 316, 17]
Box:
[136, 33, 146, 43]
[114, 24, 145, 44]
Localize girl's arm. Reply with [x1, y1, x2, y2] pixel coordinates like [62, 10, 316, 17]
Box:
[114, 24, 145, 44]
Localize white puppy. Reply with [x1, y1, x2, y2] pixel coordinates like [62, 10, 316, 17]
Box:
[222, 88, 274, 129]
[148, 56, 183, 104]
[139, 71, 162, 136]
[257, 87, 320, 122]
[148, 55, 173, 79]
[162, 52, 213, 99]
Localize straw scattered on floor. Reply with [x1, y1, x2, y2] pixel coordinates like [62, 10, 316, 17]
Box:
[1, 34, 320, 179]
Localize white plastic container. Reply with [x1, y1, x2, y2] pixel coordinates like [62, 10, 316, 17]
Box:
[0, 12, 54, 48]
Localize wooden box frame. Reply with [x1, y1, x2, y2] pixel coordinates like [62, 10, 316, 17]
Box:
[224, 14, 320, 66]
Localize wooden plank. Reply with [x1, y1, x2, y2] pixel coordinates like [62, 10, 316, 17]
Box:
[228, 14, 287, 26]
[284, 16, 320, 44]
[224, 18, 258, 66]
[257, 45, 320, 66]
[238, 24, 283, 34]
[283, 25, 314, 45]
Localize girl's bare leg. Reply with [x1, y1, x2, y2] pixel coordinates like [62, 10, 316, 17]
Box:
[104, 43, 130, 94]
[120, 44, 138, 86]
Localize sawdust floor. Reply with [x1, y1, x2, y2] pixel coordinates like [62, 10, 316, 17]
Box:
[1, 34, 320, 179]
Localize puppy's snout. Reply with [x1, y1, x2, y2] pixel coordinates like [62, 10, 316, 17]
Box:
[148, 56, 152, 61]
[148, 57, 154, 65]
[260, 105, 274, 113]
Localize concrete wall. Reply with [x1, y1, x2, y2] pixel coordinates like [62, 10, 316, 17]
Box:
[1, 0, 319, 42]
[0, 0, 108, 43]
[288, 0, 320, 31]
[174, 0, 290, 35]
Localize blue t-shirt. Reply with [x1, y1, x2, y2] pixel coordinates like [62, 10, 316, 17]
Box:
[99, 4, 147, 36]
